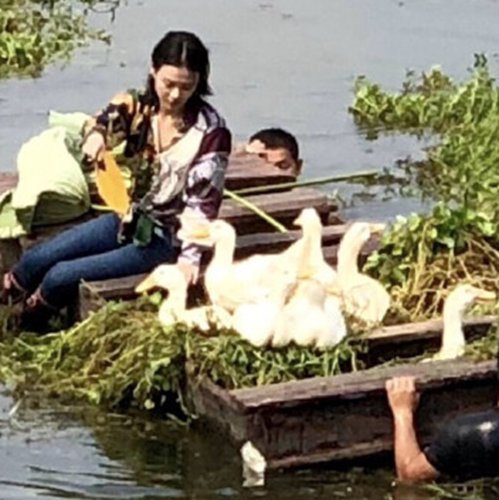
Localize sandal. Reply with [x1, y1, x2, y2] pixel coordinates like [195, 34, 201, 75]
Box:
[1, 272, 26, 305]
[20, 289, 56, 333]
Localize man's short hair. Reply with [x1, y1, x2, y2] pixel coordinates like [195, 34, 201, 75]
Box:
[249, 128, 300, 161]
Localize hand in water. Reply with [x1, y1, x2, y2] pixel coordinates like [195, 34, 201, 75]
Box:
[386, 376, 420, 415]
[82, 131, 105, 163]
[177, 259, 199, 285]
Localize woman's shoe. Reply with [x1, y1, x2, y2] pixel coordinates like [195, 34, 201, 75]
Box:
[19, 290, 56, 333]
[1, 272, 26, 305]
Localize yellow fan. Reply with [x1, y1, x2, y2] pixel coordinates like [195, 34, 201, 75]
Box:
[95, 152, 131, 216]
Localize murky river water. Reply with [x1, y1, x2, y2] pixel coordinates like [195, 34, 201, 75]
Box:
[2, 0, 499, 497]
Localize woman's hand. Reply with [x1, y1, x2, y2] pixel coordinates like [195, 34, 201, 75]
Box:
[177, 259, 199, 285]
[82, 131, 106, 163]
[386, 376, 420, 417]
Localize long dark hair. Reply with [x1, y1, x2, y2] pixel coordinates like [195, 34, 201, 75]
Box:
[145, 31, 212, 109]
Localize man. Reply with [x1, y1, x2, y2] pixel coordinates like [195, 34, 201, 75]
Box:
[245, 128, 302, 179]
[386, 375, 499, 482]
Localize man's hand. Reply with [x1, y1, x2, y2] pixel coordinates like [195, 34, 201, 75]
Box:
[177, 259, 199, 285]
[386, 376, 420, 417]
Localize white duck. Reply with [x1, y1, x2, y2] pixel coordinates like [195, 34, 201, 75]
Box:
[231, 287, 292, 347]
[429, 284, 496, 361]
[272, 209, 347, 349]
[332, 222, 389, 325]
[178, 218, 296, 313]
[177, 217, 299, 346]
[135, 264, 232, 332]
[285, 208, 337, 288]
[272, 279, 347, 348]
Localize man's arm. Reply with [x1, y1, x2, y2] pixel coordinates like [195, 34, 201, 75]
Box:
[386, 377, 439, 482]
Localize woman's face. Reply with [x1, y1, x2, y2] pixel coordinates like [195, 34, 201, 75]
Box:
[151, 64, 200, 113]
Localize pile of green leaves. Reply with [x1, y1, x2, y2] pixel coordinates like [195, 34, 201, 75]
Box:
[0, 0, 115, 79]
[352, 57, 499, 321]
[0, 298, 364, 413]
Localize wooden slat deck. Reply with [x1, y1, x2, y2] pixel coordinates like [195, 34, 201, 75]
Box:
[188, 315, 497, 468]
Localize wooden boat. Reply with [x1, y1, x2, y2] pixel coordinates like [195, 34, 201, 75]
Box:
[187, 315, 497, 469]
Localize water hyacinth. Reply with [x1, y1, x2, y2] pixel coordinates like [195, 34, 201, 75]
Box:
[353, 57, 499, 322]
[350, 55, 499, 235]
[0, 0, 114, 79]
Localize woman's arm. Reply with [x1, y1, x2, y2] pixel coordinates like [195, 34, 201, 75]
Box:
[386, 377, 439, 482]
[178, 126, 232, 280]
[82, 91, 137, 159]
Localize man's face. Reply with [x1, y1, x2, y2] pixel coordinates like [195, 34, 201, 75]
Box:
[246, 139, 302, 178]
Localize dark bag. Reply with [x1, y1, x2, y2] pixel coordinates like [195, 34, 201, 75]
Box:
[117, 204, 154, 247]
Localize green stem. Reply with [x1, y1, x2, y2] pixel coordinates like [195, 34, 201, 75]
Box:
[223, 189, 288, 233]
[231, 170, 378, 196]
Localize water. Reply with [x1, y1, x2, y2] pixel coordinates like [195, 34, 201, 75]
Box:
[2, 0, 499, 497]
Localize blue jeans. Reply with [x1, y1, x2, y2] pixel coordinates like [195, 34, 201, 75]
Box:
[12, 213, 176, 308]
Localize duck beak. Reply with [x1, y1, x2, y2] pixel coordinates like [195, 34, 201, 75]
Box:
[368, 223, 386, 235]
[293, 213, 303, 227]
[135, 273, 158, 293]
[474, 288, 496, 304]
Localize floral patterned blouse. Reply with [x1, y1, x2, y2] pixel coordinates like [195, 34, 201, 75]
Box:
[83, 89, 231, 265]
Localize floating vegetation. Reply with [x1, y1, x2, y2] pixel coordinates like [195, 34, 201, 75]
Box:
[423, 477, 499, 499]
[350, 55, 499, 232]
[464, 322, 499, 363]
[365, 204, 499, 323]
[0, 297, 365, 413]
[0, 0, 117, 79]
[353, 57, 499, 322]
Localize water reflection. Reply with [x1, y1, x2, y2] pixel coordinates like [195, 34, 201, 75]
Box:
[3, 390, 499, 498]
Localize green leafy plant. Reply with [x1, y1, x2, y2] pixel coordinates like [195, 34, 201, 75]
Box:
[0, 297, 365, 414]
[352, 58, 499, 322]
[0, 0, 115, 79]
[350, 56, 499, 233]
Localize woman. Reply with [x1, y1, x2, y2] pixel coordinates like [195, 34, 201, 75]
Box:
[3, 31, 231, 327]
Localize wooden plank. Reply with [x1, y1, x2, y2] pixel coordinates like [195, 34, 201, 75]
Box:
[190, 358, 497, 468]
[230, 339, 496, 410]
[365, 315, 496, 362]
[0, 173, 17, 194]
[18, 187, 337, 252]
[225, 153, 295, 191]
[220, 187, 335, 234]
[221, 187, 331, 221]
[230, 223, 349, 258]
